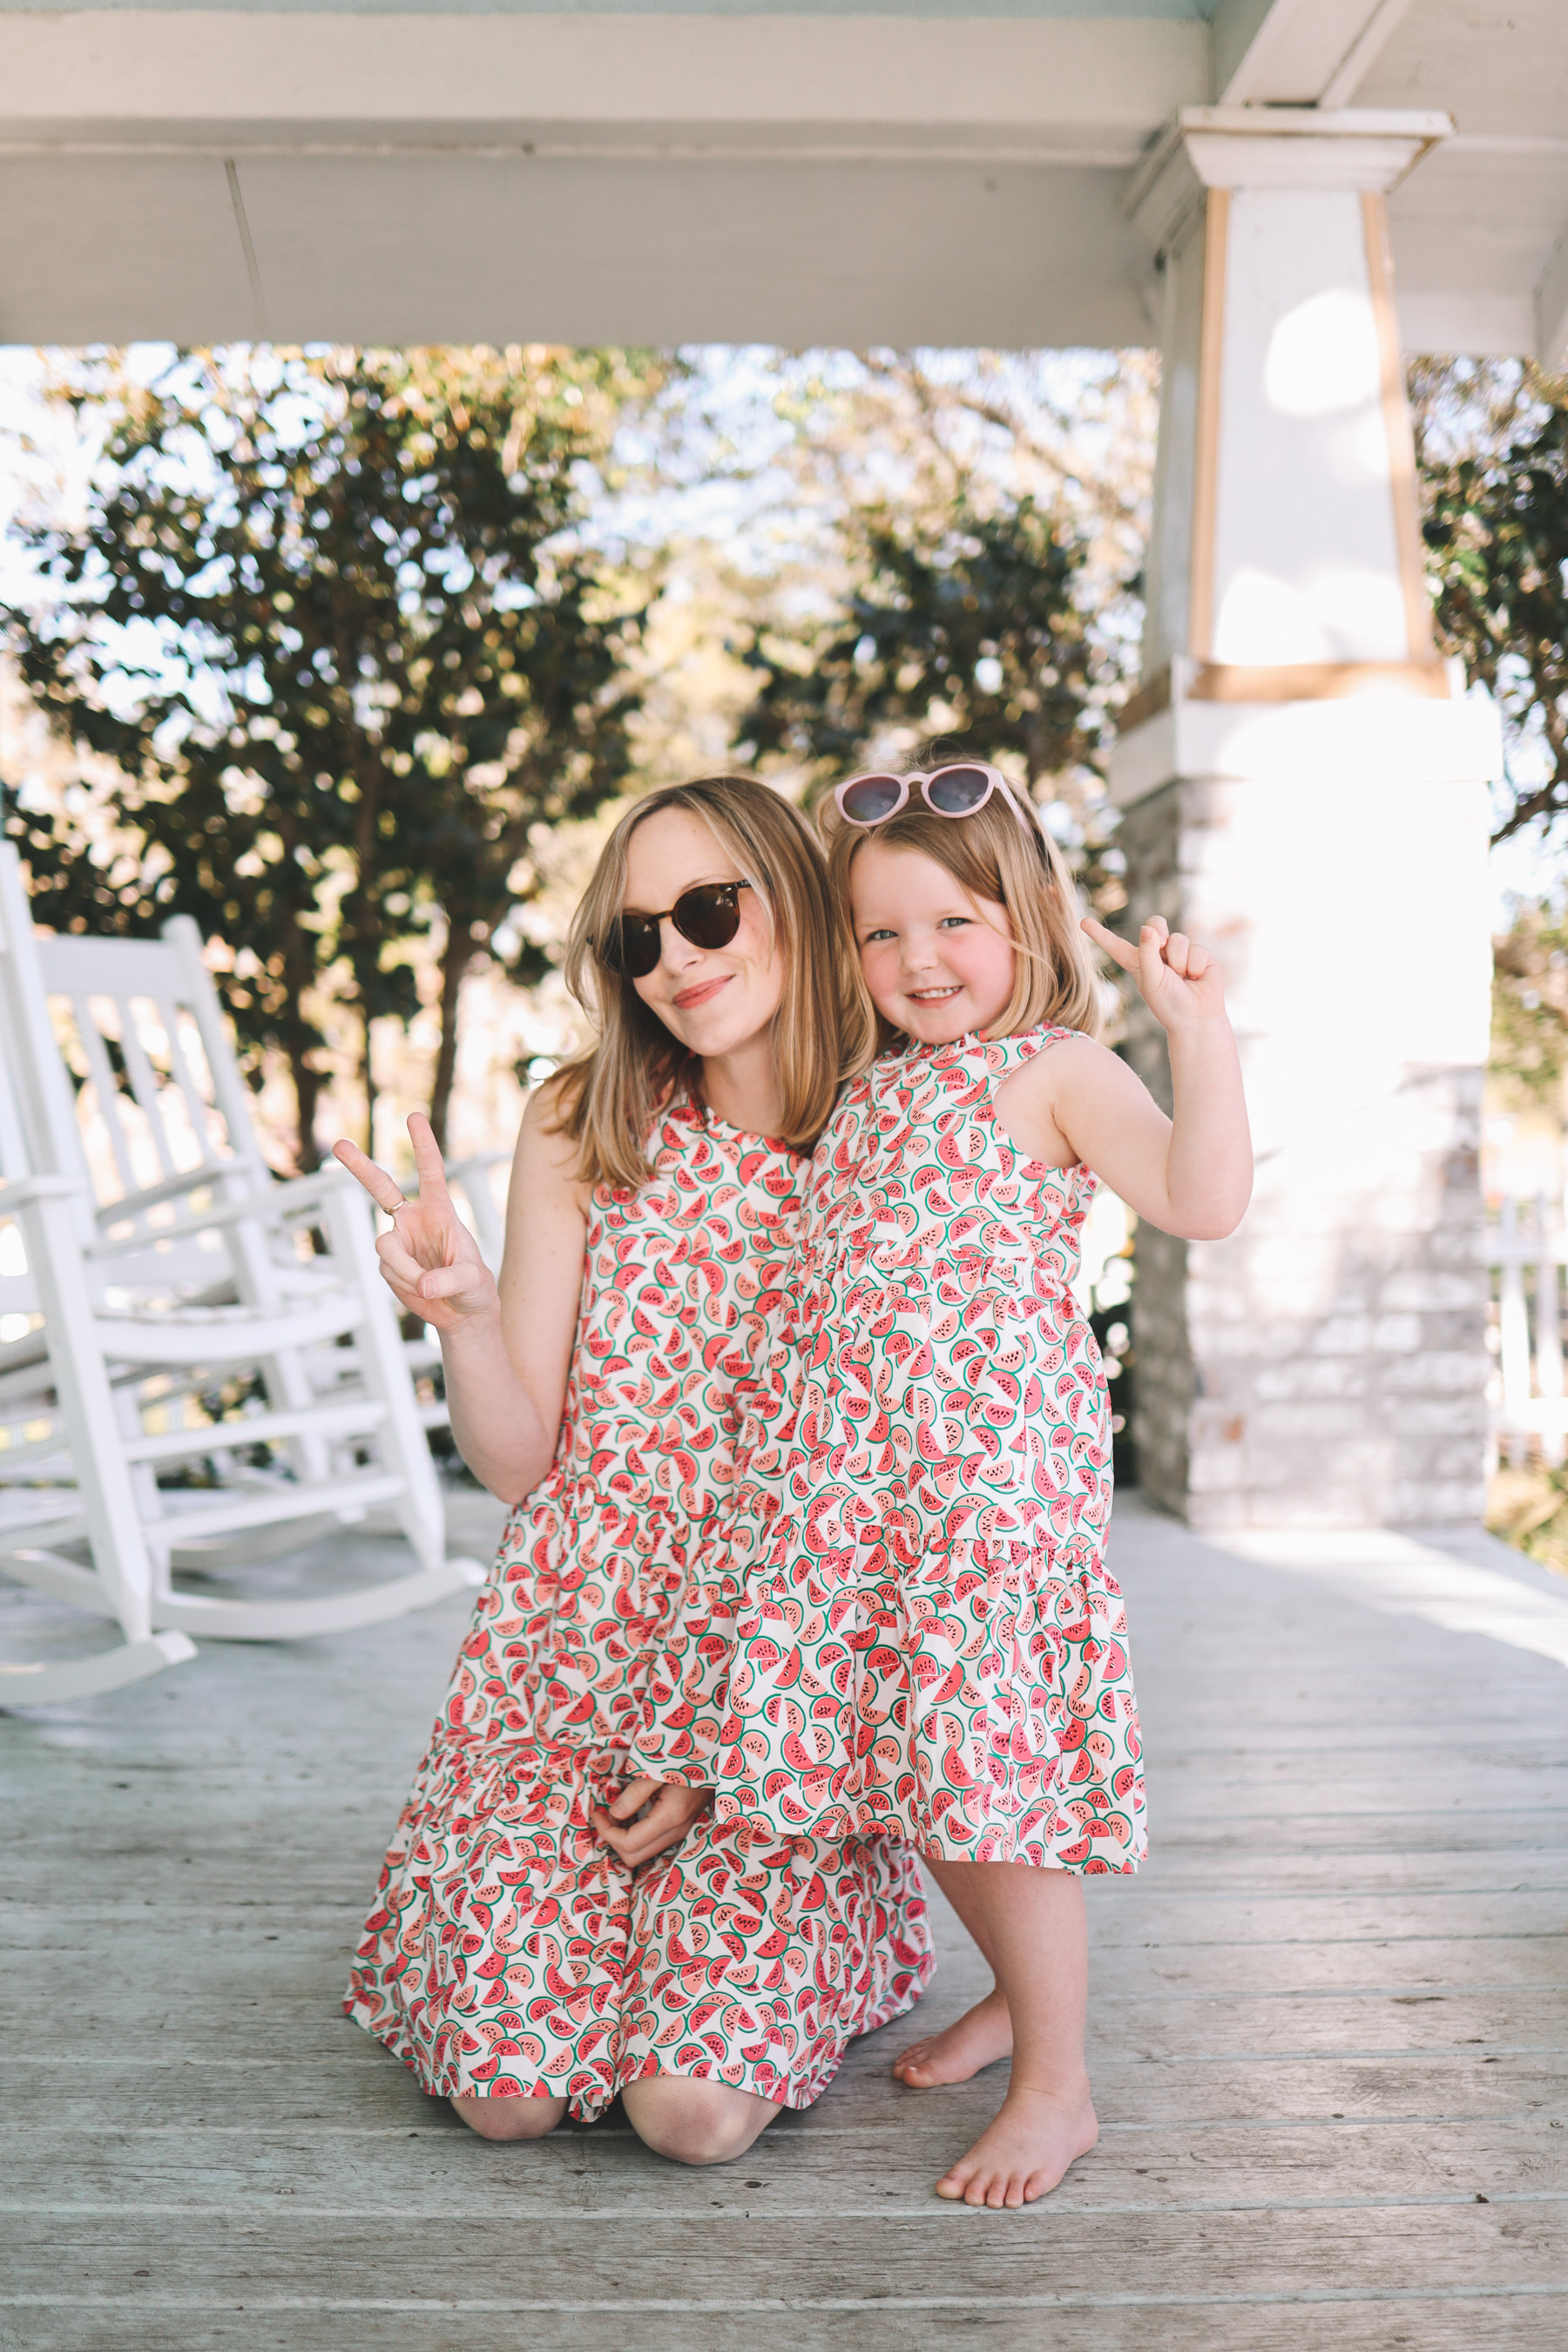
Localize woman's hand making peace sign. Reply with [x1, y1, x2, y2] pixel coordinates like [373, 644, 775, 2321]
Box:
[333, 1112, 497, 1329]
[330, 1095, 585, 1509]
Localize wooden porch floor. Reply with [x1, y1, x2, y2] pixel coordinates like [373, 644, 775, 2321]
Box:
[3, 1492, 1566, 2350]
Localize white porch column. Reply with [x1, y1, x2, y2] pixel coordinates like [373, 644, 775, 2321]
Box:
[1115, 107, 1502, 1531]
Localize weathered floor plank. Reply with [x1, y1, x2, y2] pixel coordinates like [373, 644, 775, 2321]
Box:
[4, 2301, 1561, 2352]
[5, 2201, 1568, 2305]
[6, 2295, 1560, 2352]
[3, 1490, 1566, 2349]
[0, 2117, 1558, 2212]
[5, 2051, 1562, 2137]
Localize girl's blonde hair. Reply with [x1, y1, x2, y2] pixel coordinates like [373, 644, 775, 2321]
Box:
[553, 775, 856, 1191]
[823, 787, 1102, 1064]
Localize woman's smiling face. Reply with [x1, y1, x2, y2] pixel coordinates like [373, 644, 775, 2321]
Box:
[622, 806, 784, 1058]
[848, 838, 1017, 1044]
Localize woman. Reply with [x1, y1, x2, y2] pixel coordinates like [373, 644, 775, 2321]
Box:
[337, 776, 933, 2163]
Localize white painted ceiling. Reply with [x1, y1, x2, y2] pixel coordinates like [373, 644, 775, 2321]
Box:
[0, 0, 1563, 354]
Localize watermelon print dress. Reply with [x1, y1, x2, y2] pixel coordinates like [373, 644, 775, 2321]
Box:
[344, 1098, 933, 2119]
[707, 1028, 1146, 1872]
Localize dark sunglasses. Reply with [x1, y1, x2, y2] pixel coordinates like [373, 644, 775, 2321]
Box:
[595, 880, 753, 980]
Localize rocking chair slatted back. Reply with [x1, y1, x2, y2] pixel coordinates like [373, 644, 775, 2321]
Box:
[0, 845, 482, 1680]
[33, 922, 272, 1241]
[0, 996, 57, 1456]
[0, 855, 199, 1700]
[32, 921, 451, 1440]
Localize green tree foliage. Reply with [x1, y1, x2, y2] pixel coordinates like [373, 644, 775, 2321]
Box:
[743, 496, 1110, 794]
[730, 353, 1146, 905]
[5, 346, 661, 1162]
[1415, 359, 1568, 847]
[1490, 902, 1568, 1112]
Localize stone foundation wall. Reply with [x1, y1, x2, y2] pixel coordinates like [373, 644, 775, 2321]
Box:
[1112, 772, 1490, 1530]
[1179, 1065, 1487, 1528]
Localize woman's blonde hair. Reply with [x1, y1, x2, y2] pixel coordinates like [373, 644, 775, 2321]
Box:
[552, 775, 856, 1191]
[823, 786, 1102, 1064]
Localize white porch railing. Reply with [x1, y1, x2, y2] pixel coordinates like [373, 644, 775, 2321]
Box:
[1488, 1193, 1568, 1470]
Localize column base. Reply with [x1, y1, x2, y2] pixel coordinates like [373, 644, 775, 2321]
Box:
[1110, 686, 1498, 1531]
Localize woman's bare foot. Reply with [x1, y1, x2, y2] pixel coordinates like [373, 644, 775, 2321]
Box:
[894, 1987, 1012, 2087]
[934, 2083, 1098, 2208]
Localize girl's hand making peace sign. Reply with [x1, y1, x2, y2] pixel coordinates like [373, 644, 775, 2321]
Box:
[1079, 913, 1227, 1037]
[333, 1111, 497, 1329]
[990, 909, 1251, 1244]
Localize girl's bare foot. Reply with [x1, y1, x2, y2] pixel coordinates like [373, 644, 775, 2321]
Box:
[894, 1987, 1012, 2087]
[934, 2084, 1098, 2208]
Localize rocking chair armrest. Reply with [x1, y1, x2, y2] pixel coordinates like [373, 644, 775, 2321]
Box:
[0, 1173, 89, 1210]
[88, 1167, 358, 1258]
[185, 1165, 353, 1227]
[91, 1161, 248, 1225]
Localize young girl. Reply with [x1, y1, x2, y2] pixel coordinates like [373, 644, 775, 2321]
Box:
[703, 760, 1251, 2207]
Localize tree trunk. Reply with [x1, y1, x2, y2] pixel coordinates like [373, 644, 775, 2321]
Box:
[289, 1050, 324, 1173]
[429, 923, 475, 1155]
[1023, 703, 1045, 789]
[342, 700, 384, 1159]
[362, 1012, 377, 1157]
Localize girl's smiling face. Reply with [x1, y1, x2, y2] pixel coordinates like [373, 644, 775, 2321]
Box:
[848, 838, 1017, 1044]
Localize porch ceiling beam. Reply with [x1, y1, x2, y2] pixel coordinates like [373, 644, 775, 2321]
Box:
[1213, 0, 1416, 107]
[1537, 218, 1568, 371]
[0, 10, 1207, 163]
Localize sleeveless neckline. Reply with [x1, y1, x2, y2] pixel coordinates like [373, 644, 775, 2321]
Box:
[670, 1092, 801, 1155]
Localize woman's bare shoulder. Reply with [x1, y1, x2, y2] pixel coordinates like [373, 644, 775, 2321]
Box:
[1005, 1031, 1125, 1092]
[515, 1072, 591, 1196]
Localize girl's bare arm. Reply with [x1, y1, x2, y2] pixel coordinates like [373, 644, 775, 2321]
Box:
[994, 917, 1253, 1243]
[333, 1085, 587, 1504]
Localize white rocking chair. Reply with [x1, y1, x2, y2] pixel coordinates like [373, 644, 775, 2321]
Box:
[0, 844, 484, 1657]
[0, 1023, 198, 1701]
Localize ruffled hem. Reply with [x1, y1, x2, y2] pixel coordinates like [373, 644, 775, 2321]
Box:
[615, 1832, 935, 2109]
[709, 1530, 1146, 1871]
[342, 1734, 640, 2114]
[344, 1727, 939, 2116]
[614, 1949, 929, 2111]
[711, 1781, 1145, 1871]
[343, 1987, 635, 2118]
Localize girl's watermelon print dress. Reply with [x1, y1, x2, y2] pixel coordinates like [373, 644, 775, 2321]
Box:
[706, 1029, 1146, 1872]
[344, 1100, 933, 2119]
